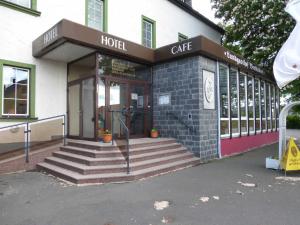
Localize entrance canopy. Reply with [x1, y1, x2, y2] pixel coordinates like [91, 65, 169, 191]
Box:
[33, 19, 269, 78]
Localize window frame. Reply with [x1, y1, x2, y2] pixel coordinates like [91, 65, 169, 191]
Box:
[229, 67, 240, 137]
[239, 72, 248, 136]
[0, 0, 40, 16]
[85, 0, 108, 32]
[219, 63, 230, 138]
[0, 59, 36, 120]
[178, 33, 188, 42]
[141, 15, 156, 49]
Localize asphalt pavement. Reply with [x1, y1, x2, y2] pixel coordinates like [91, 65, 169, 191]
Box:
[1, 143, 300, 225]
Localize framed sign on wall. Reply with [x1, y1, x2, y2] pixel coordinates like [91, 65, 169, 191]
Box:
[203, 70, 215, 110]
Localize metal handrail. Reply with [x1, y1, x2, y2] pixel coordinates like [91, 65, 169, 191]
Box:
[119, 117, 130, 174]
[166, 111, 198, 134]
[0, 114, 67, 163]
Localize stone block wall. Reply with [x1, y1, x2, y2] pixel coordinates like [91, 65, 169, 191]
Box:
[152, 56, 219, 160]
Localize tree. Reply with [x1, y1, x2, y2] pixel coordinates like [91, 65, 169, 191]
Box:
[211, 0, 299, 103]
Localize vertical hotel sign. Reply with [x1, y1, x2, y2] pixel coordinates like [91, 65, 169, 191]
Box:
[43, 26, 58, 46]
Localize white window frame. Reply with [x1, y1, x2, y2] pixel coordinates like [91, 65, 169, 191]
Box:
[220, 64, 230, 139]
[230, 68, 240, 137]
[240, 73, 248, 136]
[2, 66, 30, 117]
[143, 19, 153, 48]
[255, 78, 261, 133]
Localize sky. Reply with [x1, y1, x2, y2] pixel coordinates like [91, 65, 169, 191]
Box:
[192, 0, 220, 24]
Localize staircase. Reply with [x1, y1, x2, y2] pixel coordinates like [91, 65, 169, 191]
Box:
[37, 138, 200, 185]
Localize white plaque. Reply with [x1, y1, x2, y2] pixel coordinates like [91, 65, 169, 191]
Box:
[131, 93, 138, 100]
[203, 70, 215, 109]
[158, 94, 171, 105]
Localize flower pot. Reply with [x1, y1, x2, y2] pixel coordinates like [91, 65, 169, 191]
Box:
[103, 134, 112, 143]
[151, 131, 158, 138]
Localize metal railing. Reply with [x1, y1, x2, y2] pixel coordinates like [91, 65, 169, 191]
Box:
[0, 115, 66, 162]
[109, 109, 130, 174]
[119, 117, 130, 174]
[166, 111, 198, 134]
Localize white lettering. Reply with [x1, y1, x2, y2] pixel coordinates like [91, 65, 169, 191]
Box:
[171, 41, 192, 55]
[43, 27, 58, 46]
[100, 35, 127, 52]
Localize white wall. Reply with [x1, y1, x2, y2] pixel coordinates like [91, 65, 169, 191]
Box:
[107, 0, 222, 47]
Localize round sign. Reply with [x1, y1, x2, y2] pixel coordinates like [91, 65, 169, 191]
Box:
[204, 77, 214, 103]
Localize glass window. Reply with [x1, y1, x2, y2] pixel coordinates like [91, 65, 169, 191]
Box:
[240, 73, 247, 135]
[255, 79, 261, 132]
[142, 17, 155, 48]
[275, 88, 280, 131]
[266, 83, 271, 131]
[261, 81, 267, 132]
[230, 68, 239, 136]
[87, 0, 104, 31]
[271, 85, 276, 131]
[219, 64, 230, 137]
[6, 0, 31, 8]
[247, 76, 254, 133]
[2, 66, 29, 116]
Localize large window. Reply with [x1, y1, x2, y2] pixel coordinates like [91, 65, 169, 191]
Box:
[2, 66, 29, 116]
[239, 73, 247, 135]
[266, 83, 271, 130]
[248, 76, 255, 133]
[142, 16, 156, 49]
[254, 79, 261, 133]
[87, 0, 104, 31]
[220, 64, 230, 137]
[261, 81, 267, 132]
[230, 68, 239, 136]
[271, 85, 276, 131]
[6, 0, 30, 8]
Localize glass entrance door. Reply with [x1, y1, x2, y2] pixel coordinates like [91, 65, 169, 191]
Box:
[104, 78, 150, 139]
[68, 77, 95, 140]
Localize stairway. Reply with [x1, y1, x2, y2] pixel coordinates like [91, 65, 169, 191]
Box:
[37, 138, 200, 185]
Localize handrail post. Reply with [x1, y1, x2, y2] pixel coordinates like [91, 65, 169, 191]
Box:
[63, 114, 67, 146]
[25, 121, 30, 163]
[111, 110, 114, 146]
[126, 130, 130, 174]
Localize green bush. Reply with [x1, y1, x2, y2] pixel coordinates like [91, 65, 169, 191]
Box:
[287, 115, 300, 129]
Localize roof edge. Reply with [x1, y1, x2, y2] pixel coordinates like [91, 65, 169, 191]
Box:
[167, 0, 225, 34]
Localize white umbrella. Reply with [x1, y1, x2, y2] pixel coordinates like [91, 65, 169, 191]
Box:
[273, 0, 300, 89]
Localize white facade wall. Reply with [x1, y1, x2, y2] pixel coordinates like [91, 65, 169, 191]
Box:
[108, 0, 221, 46]
[0, 0, 221, 127]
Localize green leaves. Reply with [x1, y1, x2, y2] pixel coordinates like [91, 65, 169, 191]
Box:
[211, 0, 299, 99]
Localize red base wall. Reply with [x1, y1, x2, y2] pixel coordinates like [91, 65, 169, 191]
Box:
[221, 132, 279, 157]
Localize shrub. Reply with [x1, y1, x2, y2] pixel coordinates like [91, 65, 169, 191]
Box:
[286, 115, 300, 129]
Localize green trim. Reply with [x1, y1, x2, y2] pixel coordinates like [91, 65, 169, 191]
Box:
[141, 15, 156, 49]
[0, 59, 36, 119]
[85, 0, 108, 32]
[0, 117, 38, 122]
[178, 32, 188, 42]
[0, 0, 41, 16]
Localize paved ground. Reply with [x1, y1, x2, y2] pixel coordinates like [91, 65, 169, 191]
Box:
[1, 143, 300, 225]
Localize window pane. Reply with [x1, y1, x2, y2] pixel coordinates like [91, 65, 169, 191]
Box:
[221, 120, 229, 136]
[266, 84, 271, 130]
[17, 84, 28, 99]
[255, 79, 260, 131]
[143, 20, 153, 48]
[4, 83, 15, 99]
[240, 74, 247, 134]
[220, 65, 229, 118]
[6, 0, 31, 8]
[88, 0, 104, 31]
[230, 69, 239, 135]
[16, 69, 28, 84]
[260, 81, 266, 131]
[247, 76, 254, 132]
[16, 100, 27, 114]
[3, 99, 15, 114]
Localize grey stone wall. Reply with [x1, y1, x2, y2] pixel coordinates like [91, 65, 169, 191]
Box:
[152, 56, 219, 160]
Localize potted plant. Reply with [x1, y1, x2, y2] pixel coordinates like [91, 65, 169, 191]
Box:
[103, 130, 112, 143]
[150, 128, 159, 138]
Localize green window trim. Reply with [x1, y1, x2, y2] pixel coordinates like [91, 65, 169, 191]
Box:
[178, 32, 188, 42]
[0, 0, 41, 16]
[141, 15, 156, 49]
[0, 59, 36, 119]
[85, 0, 108, 32]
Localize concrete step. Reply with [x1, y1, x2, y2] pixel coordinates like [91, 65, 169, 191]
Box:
[60, 142, 182, 158]
[37, 157, 200, 185]
[53, 147, 189, 166]
[44, 152, 194, 175]
[67, 138, 177, 151]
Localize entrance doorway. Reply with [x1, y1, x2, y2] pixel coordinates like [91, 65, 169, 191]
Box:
[100, 78, 150, 139]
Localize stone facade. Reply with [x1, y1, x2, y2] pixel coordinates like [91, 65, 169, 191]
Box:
[153, 56, 219, 160]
